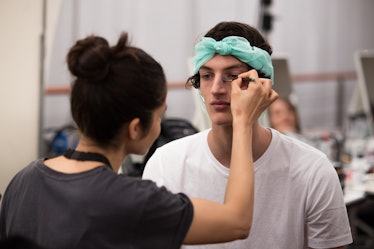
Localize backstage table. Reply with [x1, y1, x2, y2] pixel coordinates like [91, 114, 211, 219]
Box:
[344, 173, 374, 242]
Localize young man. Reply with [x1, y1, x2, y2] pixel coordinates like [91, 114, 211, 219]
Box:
[143, 21, 352, 249]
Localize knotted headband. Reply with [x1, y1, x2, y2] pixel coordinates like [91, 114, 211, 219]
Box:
[193, 36, 274, 83]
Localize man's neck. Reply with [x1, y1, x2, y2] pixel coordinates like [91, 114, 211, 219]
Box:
[207, 124, 272, 168]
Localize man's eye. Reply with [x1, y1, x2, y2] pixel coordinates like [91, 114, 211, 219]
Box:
[228, 74, 239, 80]
[201, 74, 213, 80]
[222, 74, 239, 82]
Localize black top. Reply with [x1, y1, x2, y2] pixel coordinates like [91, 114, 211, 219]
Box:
[0, 159, 193, 249]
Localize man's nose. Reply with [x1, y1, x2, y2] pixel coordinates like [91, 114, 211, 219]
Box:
[211, 75, 227, 93]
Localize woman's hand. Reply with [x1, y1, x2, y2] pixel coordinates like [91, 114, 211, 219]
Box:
[230, 69, 278, 125]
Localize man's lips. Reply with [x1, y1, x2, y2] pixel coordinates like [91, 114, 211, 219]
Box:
[210, 101, 230, 110]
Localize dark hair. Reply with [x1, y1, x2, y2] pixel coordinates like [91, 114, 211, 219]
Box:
[187, 21, 273, 88]
[67, 32, 167, 147]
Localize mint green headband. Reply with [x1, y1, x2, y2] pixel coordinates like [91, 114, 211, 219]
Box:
[193, 36, 274, 83]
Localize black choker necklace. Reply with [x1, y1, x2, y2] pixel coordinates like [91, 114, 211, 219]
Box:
[63, 149, 112, 169]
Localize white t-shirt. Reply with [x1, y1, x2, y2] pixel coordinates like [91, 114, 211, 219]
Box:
[143, 128, 353, 249]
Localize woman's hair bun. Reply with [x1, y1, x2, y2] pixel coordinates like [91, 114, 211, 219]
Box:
[67, 35, 111, 82]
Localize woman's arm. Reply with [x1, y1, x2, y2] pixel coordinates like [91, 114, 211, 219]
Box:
[184, 70, 278, 244]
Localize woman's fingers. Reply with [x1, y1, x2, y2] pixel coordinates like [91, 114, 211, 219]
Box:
[231, 69, 279, 121]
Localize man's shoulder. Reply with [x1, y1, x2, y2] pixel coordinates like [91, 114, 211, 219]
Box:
[272, 129, 326, 156]
[147, 130, 209, 166]
[158, 130, 207, 150]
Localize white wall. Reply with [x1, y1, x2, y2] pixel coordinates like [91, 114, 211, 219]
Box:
[42, 0, 374, 133]
[42, 0, 261, 132]
[0, 0, 42, 198]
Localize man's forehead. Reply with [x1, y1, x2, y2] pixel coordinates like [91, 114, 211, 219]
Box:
[201, 55, 249, 71]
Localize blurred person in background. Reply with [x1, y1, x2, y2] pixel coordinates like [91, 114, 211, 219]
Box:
[268, 96, 301, 135]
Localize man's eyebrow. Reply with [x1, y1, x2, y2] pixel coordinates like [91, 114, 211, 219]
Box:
[199, 65, 213, 71]
[224, 64, 249, 70]
[199, 64, 249, 71]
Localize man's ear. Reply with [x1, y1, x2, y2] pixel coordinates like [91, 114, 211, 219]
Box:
[128, 118, 142, 140]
